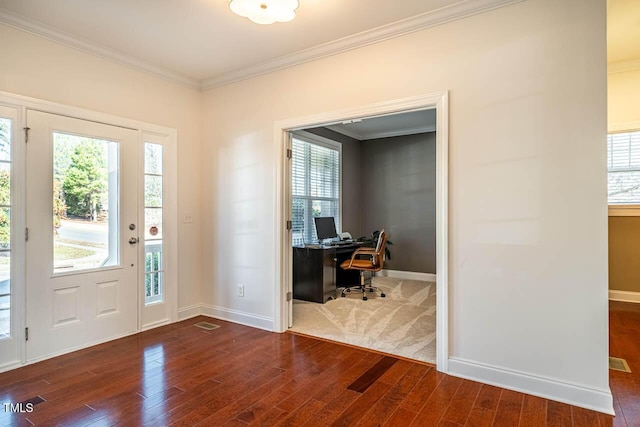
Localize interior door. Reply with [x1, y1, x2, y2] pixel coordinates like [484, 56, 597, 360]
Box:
[25, 110, 139, 362]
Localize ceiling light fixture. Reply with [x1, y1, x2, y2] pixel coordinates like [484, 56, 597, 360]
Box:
[229, 0, 299, 25]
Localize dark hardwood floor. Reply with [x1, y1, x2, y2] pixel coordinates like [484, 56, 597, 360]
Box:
[0, 302, 637, 426]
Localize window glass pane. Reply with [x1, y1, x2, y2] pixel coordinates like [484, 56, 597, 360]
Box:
[145, 143, 163, 175]
[145, 208, 163, 240]
[608, 131, 640, 204]
[0, 208, 9, 249]
[53, 133, 119, 273]
[0, 294, 9, 339]
[0, 118, 10, 161]
[145, 175, 163, 207]
[0, 163, 10, 206]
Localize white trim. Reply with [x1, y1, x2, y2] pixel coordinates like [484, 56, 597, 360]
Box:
[378, 269, 437, 282]
[274, 91, 449, 374]
[608, 58, 640, 75]
[140, 318, 171, 332]
[326, 124, 436, 141]
[608, 205, 640, 217]
[200, 0, 524, 89]
[178, 304, 203, 321]
[448, 358, 614, 415]
[201, 304, 274, 332]
[609, 290, 640, 303]
[0, 360, 22, 374]
[0, 8, 199, 89]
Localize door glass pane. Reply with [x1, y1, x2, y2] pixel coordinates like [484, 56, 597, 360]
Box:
[53, 133, 119, 273]
[0, 116, 10, 339]
[144, 143, 163, 305]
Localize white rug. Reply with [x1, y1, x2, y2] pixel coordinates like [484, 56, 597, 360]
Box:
[290, 277, 436, 364]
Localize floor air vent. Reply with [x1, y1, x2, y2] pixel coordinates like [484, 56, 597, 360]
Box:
[194, 322, 220, 331]
[609, 356, 631, 373]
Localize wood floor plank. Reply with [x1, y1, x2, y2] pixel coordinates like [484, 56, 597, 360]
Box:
[440, 379, 482, 425]
[518, 394, 547, 427]
[399, 365, 442, 413]
[492, 390, 524, 427]
[546, 401, 573, 427]
[383, 407, 419, 426]
[464, 384, 502, 427]
[330, 381, 392, 426]
[571, 406, 600, 427]
[409, 375, 462, 426]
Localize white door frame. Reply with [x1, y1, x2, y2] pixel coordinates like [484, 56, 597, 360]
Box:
[0, 90, 178, 371]
[273, 91, 450, 372]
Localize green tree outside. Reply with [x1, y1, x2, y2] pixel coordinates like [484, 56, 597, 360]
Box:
[62, 141, 107, 220]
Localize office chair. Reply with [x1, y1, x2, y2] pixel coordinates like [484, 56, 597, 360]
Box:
[339, 229, 388, 301]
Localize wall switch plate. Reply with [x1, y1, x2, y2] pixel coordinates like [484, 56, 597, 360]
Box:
[237, 284, 244, 297]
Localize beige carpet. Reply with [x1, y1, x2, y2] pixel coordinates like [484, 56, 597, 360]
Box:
[290, 277, 436, 364]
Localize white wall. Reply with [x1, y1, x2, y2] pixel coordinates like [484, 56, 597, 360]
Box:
[201, 0, 611, 412]
[0, 24, 203, 311]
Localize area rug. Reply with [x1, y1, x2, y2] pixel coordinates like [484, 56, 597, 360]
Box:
[290, 277, 436, 364]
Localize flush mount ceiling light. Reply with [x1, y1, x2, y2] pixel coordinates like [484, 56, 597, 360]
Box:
[229, 0, 299, 25]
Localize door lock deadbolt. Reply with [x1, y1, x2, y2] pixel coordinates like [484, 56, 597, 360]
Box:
[129, 224, 136, 230]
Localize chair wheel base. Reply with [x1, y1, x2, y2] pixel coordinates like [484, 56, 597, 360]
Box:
[341, 292, 345, 297]
[381, 293, 386, 298]
[362, 296, 368, 301]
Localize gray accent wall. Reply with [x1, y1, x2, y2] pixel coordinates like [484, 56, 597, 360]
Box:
[361, 133, 436, 273]
[305, 127, 436, 274]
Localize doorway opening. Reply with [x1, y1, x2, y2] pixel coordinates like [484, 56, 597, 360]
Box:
[275, 92, 448, 372]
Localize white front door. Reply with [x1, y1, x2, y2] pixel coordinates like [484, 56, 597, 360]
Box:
[25, 110, 139, 362]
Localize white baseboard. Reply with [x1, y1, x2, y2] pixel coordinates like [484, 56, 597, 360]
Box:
[379, 269, 436, 282]
[140, 318, 171, 332]
[178, 304, 203, 321]
[609, 290, 640, 303]
[179, 303, 274, 332]
[448, 358, 614, 415]
[0, 360, 22, 374]
[200, 304, 274, 332]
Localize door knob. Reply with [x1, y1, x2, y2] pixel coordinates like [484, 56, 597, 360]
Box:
[129, 237, 139, 245]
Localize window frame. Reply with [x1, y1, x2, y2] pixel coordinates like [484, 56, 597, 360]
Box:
[290, 131, 343, 244]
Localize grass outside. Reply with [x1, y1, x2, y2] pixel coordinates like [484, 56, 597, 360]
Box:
[54, 244, 96, 261]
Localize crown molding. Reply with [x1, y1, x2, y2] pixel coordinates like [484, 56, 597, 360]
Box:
[608, 58, 640, 75]
[326, 124, 436, 141]
[201, 0, 525, 90]
[0, 8, 200, 89]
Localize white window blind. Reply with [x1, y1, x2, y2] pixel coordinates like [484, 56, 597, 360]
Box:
[608, 131, 640, 204]
[291, 136, 340, 245]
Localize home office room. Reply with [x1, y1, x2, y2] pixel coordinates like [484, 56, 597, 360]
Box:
[286, 109, 439, 364]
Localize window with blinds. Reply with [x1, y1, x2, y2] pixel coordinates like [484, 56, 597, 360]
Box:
[291, 136, 340, 245]
[608, 131, 640, 204]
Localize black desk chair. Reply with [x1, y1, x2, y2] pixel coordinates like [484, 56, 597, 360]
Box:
[339, 229, 388, 301]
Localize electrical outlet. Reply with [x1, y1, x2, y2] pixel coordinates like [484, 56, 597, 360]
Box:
[237, 284, 244, 297]
[184, 212, 193, 223]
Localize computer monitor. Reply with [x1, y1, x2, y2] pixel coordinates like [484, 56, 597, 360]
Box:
[314, 217, 337, 242]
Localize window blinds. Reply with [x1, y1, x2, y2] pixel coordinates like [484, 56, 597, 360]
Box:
[291, 137, 340, 245]
[608, 131, 640, 204]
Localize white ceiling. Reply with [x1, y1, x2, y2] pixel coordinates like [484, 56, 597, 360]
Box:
[0, 0, 522, 89]
[608, 0, 640, 68]
[327, 109, 436, 141]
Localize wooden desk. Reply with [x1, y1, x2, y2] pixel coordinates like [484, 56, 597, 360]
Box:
[292, 243, 362, 303]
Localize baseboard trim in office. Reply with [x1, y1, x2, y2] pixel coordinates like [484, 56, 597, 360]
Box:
[140, 318, 171, 332]
[448, 357, 614, 415]
[609, 290, 640, 303]
[378, 269, 436, 282]
[0, 360, 22, 374]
